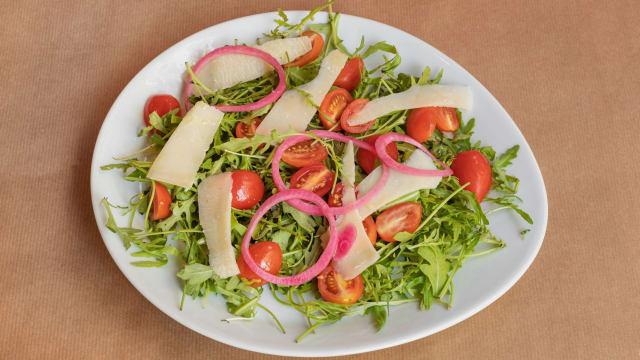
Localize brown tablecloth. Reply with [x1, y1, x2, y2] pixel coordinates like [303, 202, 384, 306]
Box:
[1, 0, 639, 358]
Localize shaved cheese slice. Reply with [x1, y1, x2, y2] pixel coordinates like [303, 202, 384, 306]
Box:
[197, 172, 240, 279]
[333, 141, 380, 280]
[147, 101, 223, 188]
[348, 84, 472, 126]
[195, 37, 312, 92]
[256, 50, 348, 135]
[356, 150, 442, 218]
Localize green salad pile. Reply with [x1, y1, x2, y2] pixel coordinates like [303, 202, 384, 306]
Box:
[102, 1, 531, 341]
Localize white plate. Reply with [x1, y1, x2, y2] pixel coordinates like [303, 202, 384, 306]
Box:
[90, 11, 548, 357]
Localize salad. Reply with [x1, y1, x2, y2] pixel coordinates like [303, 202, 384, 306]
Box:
[101, 1, 532, 342]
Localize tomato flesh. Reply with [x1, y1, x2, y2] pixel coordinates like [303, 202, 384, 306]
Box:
[327, 182, 359, 207]
[340, 98, 375, 133]
[319, 88, 353, 130]
[362, 215, 377, 246]
[356, 134, 399, 174]
[237, 242, 283, 287]
[282, 140, 328, 168]
[375, 202, 422, 242]
[143, 94, 180, 135]
[427, 107, 460, 132]
[150, 182, 172, 221]
[317, 263, 364, 304]
[289, 164, 335, 197]
[235, 118, 262, 138]
[450, 150, 492, 202]
[230, 170, 265, 210]
[333, 57, 364, 91]
[285, 31, 324, 68]
[406, 107, 437, 142]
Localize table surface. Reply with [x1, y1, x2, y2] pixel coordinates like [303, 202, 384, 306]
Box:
[1, 0, 639, 358]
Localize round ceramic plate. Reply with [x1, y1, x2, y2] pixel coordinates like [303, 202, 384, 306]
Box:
[90, 11, 548, 357]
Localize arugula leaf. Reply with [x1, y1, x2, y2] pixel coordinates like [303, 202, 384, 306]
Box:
[418, 246, 451, 294]
[177, 263, 215, 285]
[282, 202, 317, 234]
[365, 305, 387, 331]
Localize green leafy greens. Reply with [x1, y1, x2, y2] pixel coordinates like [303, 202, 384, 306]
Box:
[101, 2, 531, 341]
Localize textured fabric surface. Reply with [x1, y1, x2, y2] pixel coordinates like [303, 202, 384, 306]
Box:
[1, 0, 639, 358]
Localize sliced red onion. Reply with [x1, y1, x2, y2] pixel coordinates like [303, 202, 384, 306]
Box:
[240, 189, 336, 286]
[374, 133, 453, 177]
[182, 45, 286, 112]
[271, 130, 390, 216]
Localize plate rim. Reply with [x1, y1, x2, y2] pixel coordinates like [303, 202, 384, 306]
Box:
[90, 10, 548, 357]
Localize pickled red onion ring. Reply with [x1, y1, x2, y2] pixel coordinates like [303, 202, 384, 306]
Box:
[240, 189, 336, 286]
[182, 45, 286, 112]
[271, 130, 389, 216]
[374, 133, 453, 177]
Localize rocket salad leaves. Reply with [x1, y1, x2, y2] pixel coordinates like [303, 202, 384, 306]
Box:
[100, 2, 531, 341]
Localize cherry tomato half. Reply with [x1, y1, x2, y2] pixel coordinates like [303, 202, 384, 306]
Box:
[149, 182, 172, 221]
[340, 98, 375, 134]
[281, 140, 328, 168]
[333, 57, 364, 91]
[231, 170, 265, 210]
[327, 182, 360, 207]
[406, 107, 437, 142]
[317, 263, 364, 304]
[362, 215, 377, 246]
[356, 134, 399, 174]
[289, 163, 335, 197]
[285, 31, 324, 68]
[237, 241, 283, 287]
[319, 88, 353, 130]
[416, 107, 460, 132]
[450, 150, 492, 202]
[143, 95, 181, 134]
[235, 118, 262, 138]
[376, 202, 422, 242]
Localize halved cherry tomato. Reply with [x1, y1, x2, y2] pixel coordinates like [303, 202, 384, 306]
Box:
[230, 170, 265, 210]
[289, 164, 335, 197]
[334, 57, 364, 91]
[362, 215, 377, 246]
[450, 150, 492, 202]
[284, 31, 324, 68]
[235, 118, 262, 138]
[143, 95, 180, 135]
[406, 107, 437, 142]
[237, 241, 283, 287]
[356, 134, 399, 174]
[319, 88, 353, 130]
[376, 202, 422, 242]
[415, 107, 460, 132]
[317, 263, 364, 304]
[281, 140, 328, 168]
[339, 98, 375, 133]
[327, 182, 359, 207]
[328, 182, 346, 207]
[150, 182, 172, 221]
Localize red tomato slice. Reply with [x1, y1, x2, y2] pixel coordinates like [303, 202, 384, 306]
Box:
[235, 118, 262, 138]
[237, 242, 283, 287]
[418, 106, 460, 132]
[150, 182, 172, 221]
[362, 215, 377, 246]
[143, 95, 180, 135]
[289, 164, 335, 197]
[356, 134, 399, 174]
[284, 31, 324, 68]
[281, 140, 328, 168]
[327, 182, 359, 207]
[317, 263, 364, 304]
[375, 202, 422, 242]
[406, 107, 437, 142]
[450, 150, 492, 202]
[340, 98, 375, 133]
[333, 57, 364, 91]
[231, 170, 265, 210]
[319, 88, 353, 130]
